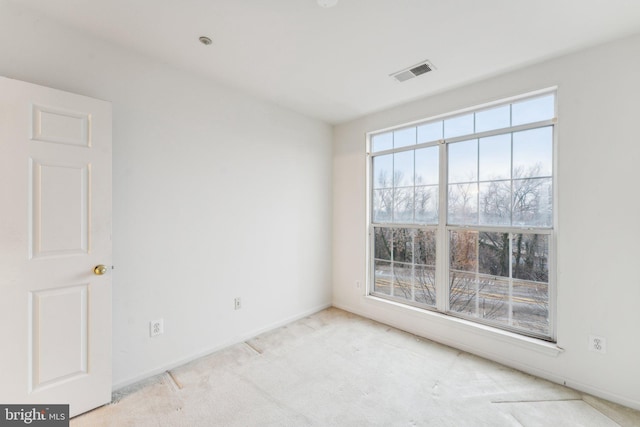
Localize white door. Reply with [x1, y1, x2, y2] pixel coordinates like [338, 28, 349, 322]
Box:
[0, 76, 112, 417]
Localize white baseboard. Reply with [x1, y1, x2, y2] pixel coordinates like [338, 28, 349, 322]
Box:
[331, 301, 640, 411]
[112, 301, 332, 392]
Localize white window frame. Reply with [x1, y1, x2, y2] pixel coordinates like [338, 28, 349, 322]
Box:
[366, 88, 558, 342]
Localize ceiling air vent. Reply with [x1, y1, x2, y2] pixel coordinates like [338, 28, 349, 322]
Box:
[390, 60, 435, 82]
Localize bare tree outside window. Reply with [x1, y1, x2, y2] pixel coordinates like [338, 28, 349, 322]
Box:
[449, 230, 549, 335]
[373, 227, 437, 307]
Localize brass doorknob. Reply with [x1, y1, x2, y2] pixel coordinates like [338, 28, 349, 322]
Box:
[94, 265, 108, 275]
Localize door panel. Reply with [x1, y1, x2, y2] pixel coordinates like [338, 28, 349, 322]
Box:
[30, 284, 88, 389]
[30, 160, 89, 257]
[31, 104, 90, 147]
[0, 76, 112, 417]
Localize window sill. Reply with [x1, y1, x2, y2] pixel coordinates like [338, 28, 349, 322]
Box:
[364, 295, 564, 358]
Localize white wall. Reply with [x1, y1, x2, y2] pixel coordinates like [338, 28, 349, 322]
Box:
[0, 0, 332, 387]
[333, 33, 640, 409]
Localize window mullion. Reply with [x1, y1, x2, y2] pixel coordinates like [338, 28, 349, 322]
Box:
[475, 233, 480, 318]
[475, 139, 480, 226]
[411, 237, 416, 302]
[390, 231, 395, 297]
[508, 233, 514, 326]
[436, 141, 448, 312]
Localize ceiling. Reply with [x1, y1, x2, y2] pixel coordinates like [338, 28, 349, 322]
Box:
[12, 0, 640, 124]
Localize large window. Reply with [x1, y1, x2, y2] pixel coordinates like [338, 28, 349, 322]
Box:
[368, 91, 555, 340]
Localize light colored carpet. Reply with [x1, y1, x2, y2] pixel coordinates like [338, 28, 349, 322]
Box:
[72, 308, 640, 426]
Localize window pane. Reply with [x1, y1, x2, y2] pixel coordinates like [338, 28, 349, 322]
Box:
[447, 230, 552, 335]
[444, 113, 474, 138]
[478, 232, 510, 277]
[394, 127, 416, 148]
[392, 228, 413, 263]
[513, 127, 553, 178]
[371, 132, 392, 152]
[393, 188, 414, 222]
[448, 183, 478, 225]
[449, 271, 477, 316]
[448, 139, 478, 184]
[511, 234, 549, 282]
[512, 94, 555, 126]
[479, 134, 511, 181]
[479, 181, 511, 226]
[449, 230, 478, 273]
[373, 260, 392, 295]
[415, 229, 436, 265]
[477, 276, 509, 322]
[373, 227, 392, 260]
[415, 266, 436, 306]
[394, 150, 414, 187]
[372, 154, 393, 189]
[393, 262, 413, 301]
[415, 186, 438, 224]
[415, 146, 438, 186]
[512, 178, 552, 227]
[372, 189, 392, 222]
[417, 121, 443, 143]
[475, 104, 511, 133]
[512, 280, 549, 336]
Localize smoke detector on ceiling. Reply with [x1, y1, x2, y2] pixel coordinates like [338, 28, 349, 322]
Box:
[390, 60, 436, 82]
[317, 0, 338, 8]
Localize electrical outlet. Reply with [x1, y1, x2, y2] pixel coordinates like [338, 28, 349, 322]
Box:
[234, 297, 241, 310]
[589, 335, 606, 354]
[355, 280, 361, 289]
[150, 319, 164, 337]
